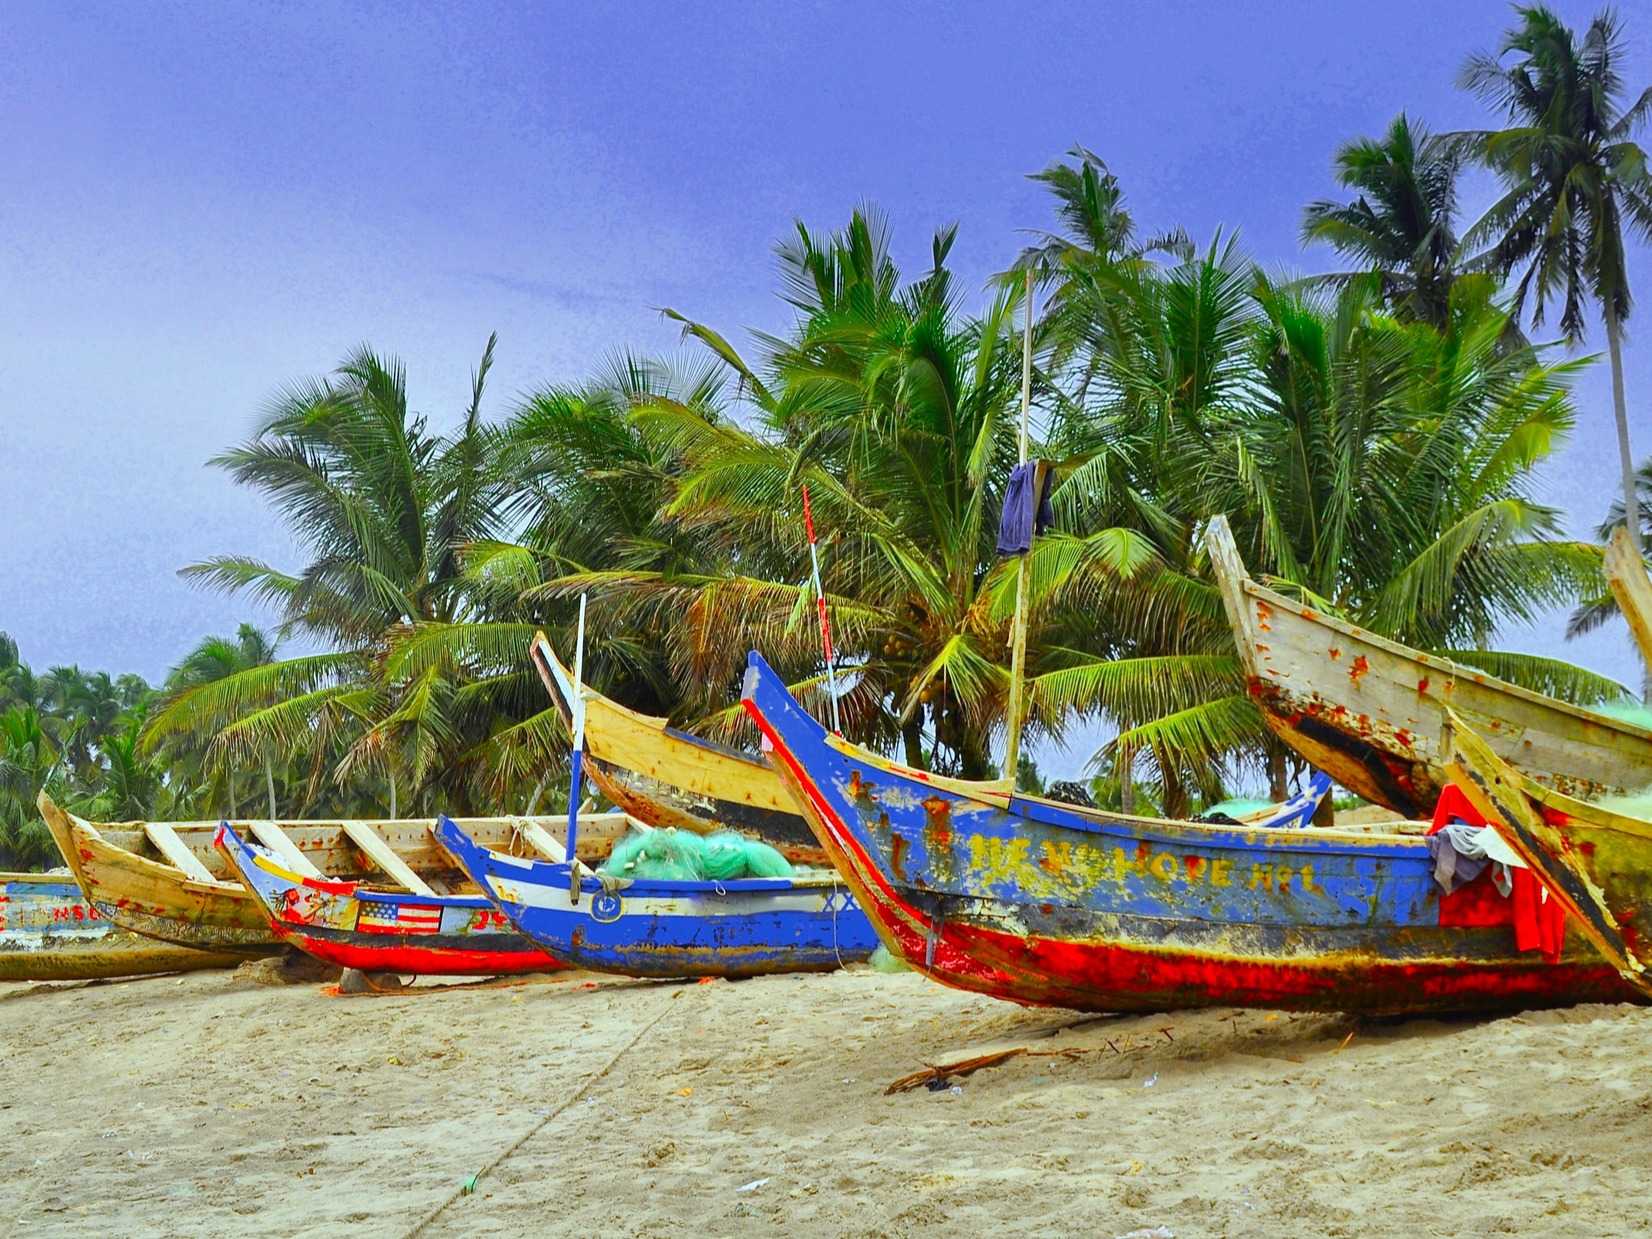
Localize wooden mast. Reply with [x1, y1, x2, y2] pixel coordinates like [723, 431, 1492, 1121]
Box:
[1002, 268, 1035, 790]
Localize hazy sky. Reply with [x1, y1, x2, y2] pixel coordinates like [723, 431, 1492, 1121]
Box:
[3, 1, 1650, 775]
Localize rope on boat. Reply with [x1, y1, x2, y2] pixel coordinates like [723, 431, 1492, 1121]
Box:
[402, 987, 682, 1237]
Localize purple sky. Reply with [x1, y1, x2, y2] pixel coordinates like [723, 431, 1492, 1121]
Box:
[3, 1, 1649, 774]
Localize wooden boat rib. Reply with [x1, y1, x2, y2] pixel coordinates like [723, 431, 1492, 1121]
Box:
[1206, 515, 1652, 817]
[1444, 714, 1652, 997]
[435, 815, 879, 978]
[38, 791, 624, 956]
[1605, 525, 1652, 669]
[216, 817, 624, 976]
[741, 649, 1640, 1015]
[0, 871, 240, 981]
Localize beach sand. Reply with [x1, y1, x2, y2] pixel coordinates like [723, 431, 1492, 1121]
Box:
[4, 963, 1650, 1237]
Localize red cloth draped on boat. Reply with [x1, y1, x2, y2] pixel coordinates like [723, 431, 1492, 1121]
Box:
[1429, 786, 1567, 962]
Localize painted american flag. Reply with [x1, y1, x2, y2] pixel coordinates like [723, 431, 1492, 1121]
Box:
[356, 901, 442, 935]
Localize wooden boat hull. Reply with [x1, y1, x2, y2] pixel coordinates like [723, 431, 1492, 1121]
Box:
[1445, 716, 1652, 996]
[1206, 516, 1652, 817]
[532, 633, 827, 863]
[37, 792, 623, 956]
[1606, 526, 1652, 669]
[216, 822, 566, 976]
[40, 796, 277, 955]
[742, 650, 1639, 1015]
[0, 872, 241, 980]
[435, 815, 878, 979]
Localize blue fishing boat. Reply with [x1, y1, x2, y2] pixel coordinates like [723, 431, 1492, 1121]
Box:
[740, 650, 1640, 1015]
[434, 816, 879, 978]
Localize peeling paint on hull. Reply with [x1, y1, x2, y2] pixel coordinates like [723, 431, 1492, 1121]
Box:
[436, 815, 878, 979]
[0, 873, 241, 980]
[1206, 516, 1652, 816]
[743, 651, 1642, 1015]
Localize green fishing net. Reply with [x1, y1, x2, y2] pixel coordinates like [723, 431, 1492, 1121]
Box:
[597, 826, 794, 882]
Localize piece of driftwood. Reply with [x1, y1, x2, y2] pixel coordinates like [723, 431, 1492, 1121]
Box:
[885, 1044, 1110, 1094]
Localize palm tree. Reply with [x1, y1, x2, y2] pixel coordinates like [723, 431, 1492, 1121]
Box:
[0, 635, 42, 712]
[1454, 5, 1652, 553]
[1302, 113, 1464, 327]
[491, 211, 1032, 778]
[40, 666, 123, 777]
[1032, 234, 1624, 808]
[143, 624, 285, 816]
[0, 706, 62, 869]
[174, 336, 520, 816]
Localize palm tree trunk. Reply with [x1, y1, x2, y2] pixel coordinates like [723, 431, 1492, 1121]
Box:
[388, 771, 398, 819]
[1606, 311, 1643, 556]
[1160, 761, 1186, 820]
[264, 753, 277, 819]
[902, 714, 926, 770]
[525, 774, 548, 815]
[1605, 311, 1651, 701]
[1118, 744, 1136, 814]
[1267, 746, 1287, 802]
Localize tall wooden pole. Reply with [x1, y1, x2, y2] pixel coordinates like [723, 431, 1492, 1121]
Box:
[564, 594, 587, 901]
[1003, 268, 1034, 789]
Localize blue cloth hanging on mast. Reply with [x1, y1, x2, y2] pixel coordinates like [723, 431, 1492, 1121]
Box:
[996, 460, 1054, 555]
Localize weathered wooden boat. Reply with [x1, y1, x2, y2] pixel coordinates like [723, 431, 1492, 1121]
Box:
[38, 792, 623, 957]
[435, 814, 879, 978]
[1206, 515, 1652, 817]
[40, 793, 274, 954]
[0, 871, 239, 981]
[1605, 526, 1652, 669]
[742, 649, 1640, 1014]
[530, 633, 827, 863]
[1445, 714, 1652, 998]
[217, 818, 617, 975]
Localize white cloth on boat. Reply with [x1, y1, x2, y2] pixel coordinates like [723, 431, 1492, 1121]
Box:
[1427, 819, 1527, 898]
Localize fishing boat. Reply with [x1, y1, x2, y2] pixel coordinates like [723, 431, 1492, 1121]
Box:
[530, 632, 827, 862]
[1445, 714, 1652, 998]
[0, 871, 239, 981]
[742, 649, 1640, 1014]
[40, 793, 274, 955]
[434, 814, 880, 978]
[38, 792, 620, 957]
[1206, 515, 1652, 817]
[216, 817, 620, 976]
[1605, 526, 1652, 668]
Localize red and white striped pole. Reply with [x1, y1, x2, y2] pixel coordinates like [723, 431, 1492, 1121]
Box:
[801, 484, 842, 735]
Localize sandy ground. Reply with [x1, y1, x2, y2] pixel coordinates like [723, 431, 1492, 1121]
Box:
[4, 963, 1651, 1239]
